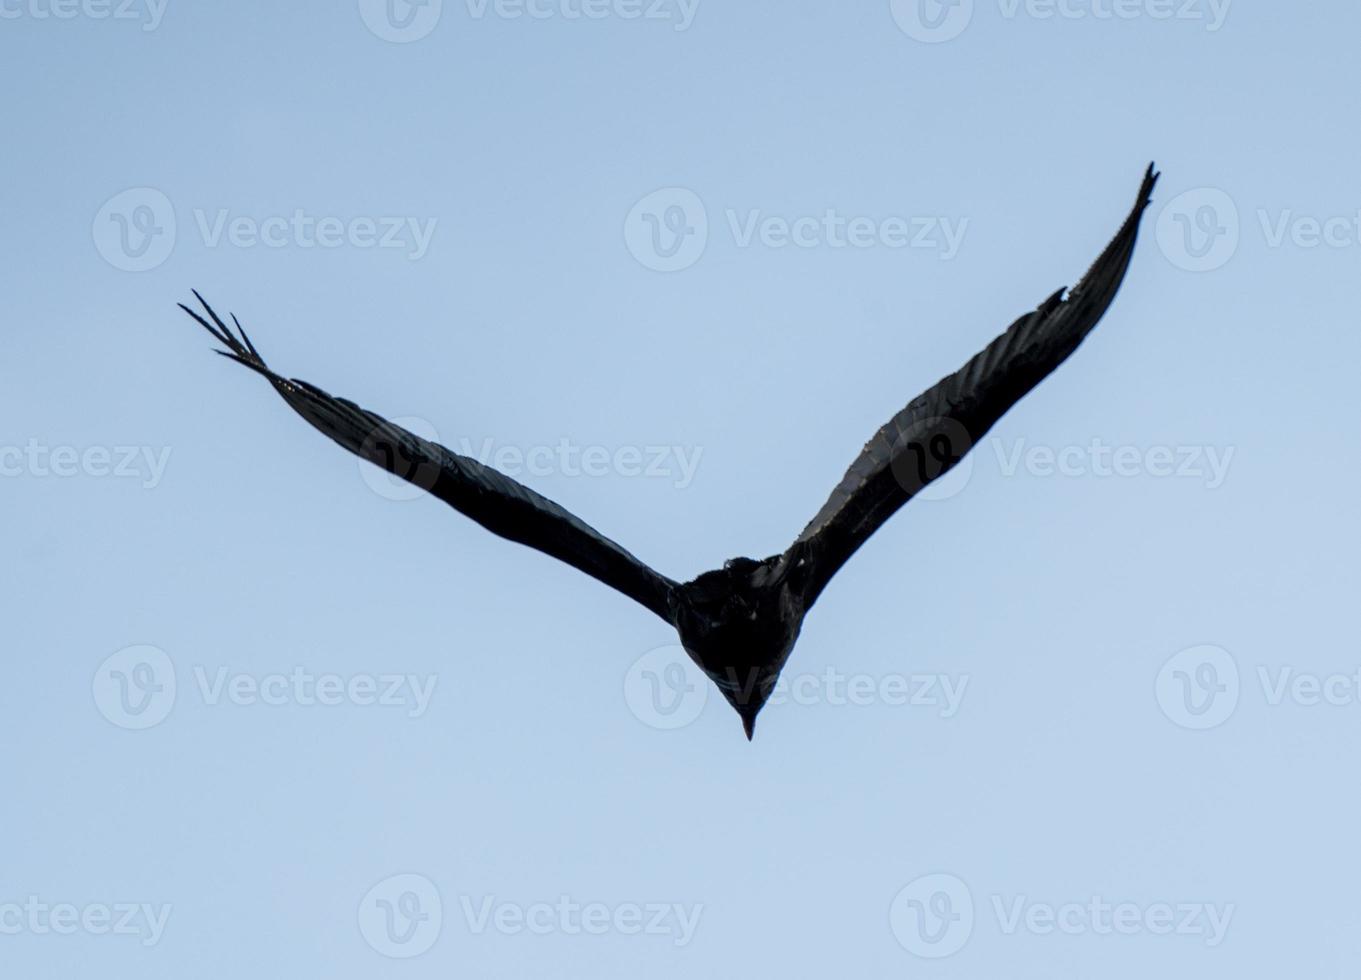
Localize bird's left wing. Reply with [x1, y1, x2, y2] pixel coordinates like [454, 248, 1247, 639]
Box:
[785, 165, 1159, 609]
[180, 294, 679, 622]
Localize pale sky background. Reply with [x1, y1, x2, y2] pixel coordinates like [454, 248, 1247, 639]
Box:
[4, 1, 1361, 976]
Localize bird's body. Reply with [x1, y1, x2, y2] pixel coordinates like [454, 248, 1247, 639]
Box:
[180, 165, 1158, 739]
[670, 555, 806, 738]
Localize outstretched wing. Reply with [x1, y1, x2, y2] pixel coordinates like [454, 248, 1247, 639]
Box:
[180, 294, 679, 622]
[787, 165, 1159, 609]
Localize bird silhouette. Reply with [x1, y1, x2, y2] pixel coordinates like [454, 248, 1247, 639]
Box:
[181, 165, 1157, 740]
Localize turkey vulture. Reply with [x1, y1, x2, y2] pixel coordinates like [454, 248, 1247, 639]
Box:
[181, 164, 1157, 739]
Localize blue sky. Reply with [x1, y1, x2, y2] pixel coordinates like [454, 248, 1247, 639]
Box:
[4, 1, 1361, 976]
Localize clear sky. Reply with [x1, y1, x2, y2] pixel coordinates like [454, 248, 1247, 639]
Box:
[4, 1, 1361, 976]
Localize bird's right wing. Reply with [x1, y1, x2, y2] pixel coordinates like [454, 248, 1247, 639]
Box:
[786, 165, 1159, 609]
[180, 294, 679, 623]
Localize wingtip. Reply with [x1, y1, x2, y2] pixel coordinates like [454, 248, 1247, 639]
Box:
[180, 290, 275, 381]
[1061, 163, 1159, 309]
[1140, 162, 1160, 207]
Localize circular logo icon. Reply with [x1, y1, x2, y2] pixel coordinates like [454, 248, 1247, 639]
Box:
[358, 416, 444, 501]
[93, 188, 176, 272]
[890, 872, 974, 958]
[624, 188, 709, 273]
[1156, 188, 1240, 272]
[889, 416, 974, 501]
[1156, 644, 1240, 730]
[890, 0, 974, 43]
[623, 644, 709, 730]
[359, 0, 443, 42]
[358, 873, 443, 958]
[93, 645, 177, 730]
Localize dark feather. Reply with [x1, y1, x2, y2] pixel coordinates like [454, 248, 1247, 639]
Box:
[181, 292, 678, 621]
[786, 165, 1158, 608]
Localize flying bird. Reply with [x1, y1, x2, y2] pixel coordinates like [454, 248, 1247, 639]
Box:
[181, 165, 1157, 740]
